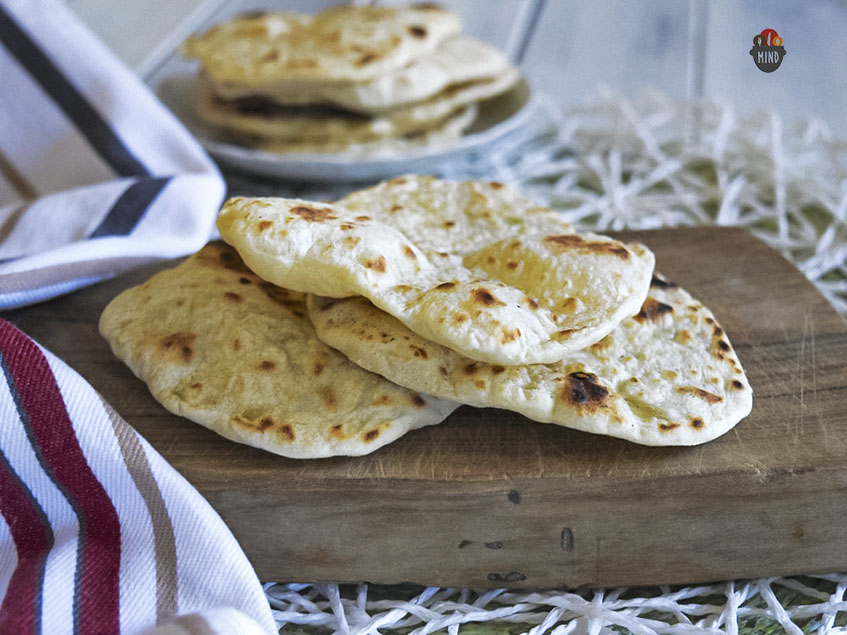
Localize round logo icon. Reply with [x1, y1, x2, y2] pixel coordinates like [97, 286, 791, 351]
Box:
[750, 28, 786, 72]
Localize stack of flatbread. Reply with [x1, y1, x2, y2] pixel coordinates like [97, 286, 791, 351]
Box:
[181, 3, 521, 153]
[100, 176, 753, 459]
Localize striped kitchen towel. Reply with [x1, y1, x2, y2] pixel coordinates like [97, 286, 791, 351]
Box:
[0, 318, 276, 634]
[0, 0, 225, 309]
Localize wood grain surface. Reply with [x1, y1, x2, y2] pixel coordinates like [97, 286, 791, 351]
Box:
[5, 226, 847, 589]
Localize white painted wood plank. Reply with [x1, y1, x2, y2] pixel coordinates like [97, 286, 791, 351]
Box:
[521, 0, 690, 106]
[65, 0, 227, 77]
[703, 0, 847, 135]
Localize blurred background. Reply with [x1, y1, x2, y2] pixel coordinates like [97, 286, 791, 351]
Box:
[65, 0, 847, 137]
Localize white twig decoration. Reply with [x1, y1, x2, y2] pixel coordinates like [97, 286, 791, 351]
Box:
[265, 573, 847, 633]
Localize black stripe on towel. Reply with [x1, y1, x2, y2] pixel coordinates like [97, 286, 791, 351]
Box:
[90, 177, 171, 238]
[0, 6, 149, 178]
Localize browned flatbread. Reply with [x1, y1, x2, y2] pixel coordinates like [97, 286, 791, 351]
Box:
[99, 243, 459, 458]
[307, 274, 753, 446]
[217, 176, 655, 365]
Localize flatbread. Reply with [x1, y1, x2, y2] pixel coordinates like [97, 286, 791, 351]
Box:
[209, 35, 515, 114]
[182, 4, 462, 86]
[99, 242, 458, 459]
[307, 274, 753, 446]
[195, 68, 517, 142]
[217, 176, 655, 365]
[255, 104, 478, 155]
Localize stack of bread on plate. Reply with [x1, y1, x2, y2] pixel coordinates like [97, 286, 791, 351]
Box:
[182, 3, 521, 153]
[100, 176, 753, 458]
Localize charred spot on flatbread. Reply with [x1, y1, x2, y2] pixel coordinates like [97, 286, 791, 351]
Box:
[543, 234, 630, 260]
[563, 372, 610, 410]
[158, 332, 196, 363]
[635, 298, 673, 322]
[291, 205, 336, 222]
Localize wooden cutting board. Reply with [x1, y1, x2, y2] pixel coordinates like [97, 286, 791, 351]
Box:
[5, 227, 847, 589]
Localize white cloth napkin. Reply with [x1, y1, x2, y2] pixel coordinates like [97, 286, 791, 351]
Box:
[0, 0, 225, 309]
[0, 318, 276, 633]
[0, 3, 276, 632]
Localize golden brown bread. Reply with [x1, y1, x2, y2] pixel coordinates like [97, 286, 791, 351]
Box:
[99, 242, 459, 458]
[183, 4, 463, 85]
[216, 176, 655, 365]
[307, 274, 753, 446]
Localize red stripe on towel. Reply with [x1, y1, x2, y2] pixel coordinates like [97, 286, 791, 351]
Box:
[0, 447, 53, 632]
[0, 320, 121, 634]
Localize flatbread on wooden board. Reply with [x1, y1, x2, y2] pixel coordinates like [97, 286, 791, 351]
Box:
[307, 274, 753, 446]
[99, 242, 459, 459]
[216, 176, 655, 365]
[182, 4, 462, 86]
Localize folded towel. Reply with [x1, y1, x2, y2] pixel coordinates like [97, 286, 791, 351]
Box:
[0, 0, 225, 309]
[0, 319, 275, 633]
